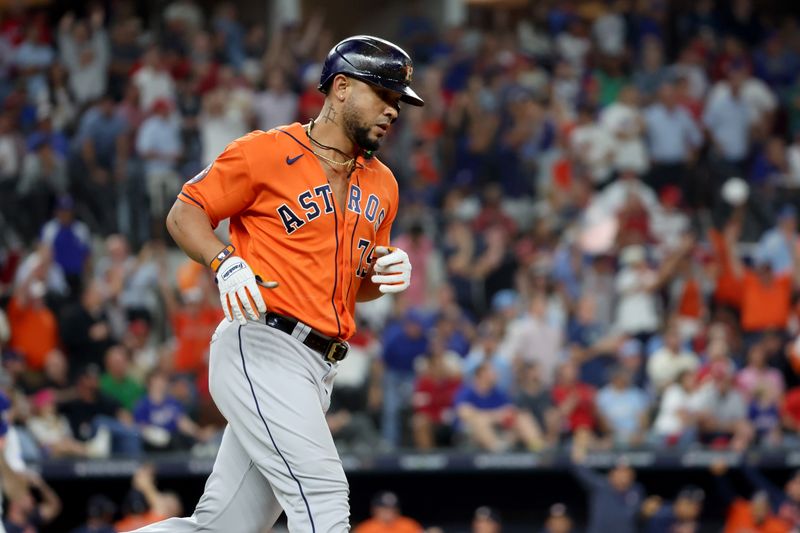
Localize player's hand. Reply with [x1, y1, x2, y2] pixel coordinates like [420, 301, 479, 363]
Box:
[215, 256, 270, 325]
[371, 246, 412, 294]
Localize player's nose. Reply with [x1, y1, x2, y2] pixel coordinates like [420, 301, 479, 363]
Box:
[383, 105, 398, 123]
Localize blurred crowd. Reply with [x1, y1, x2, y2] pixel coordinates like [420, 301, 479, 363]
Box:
[3, 0, 800, 528]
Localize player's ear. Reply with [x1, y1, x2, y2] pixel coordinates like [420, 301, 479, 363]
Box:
[331, 74, 349, 102]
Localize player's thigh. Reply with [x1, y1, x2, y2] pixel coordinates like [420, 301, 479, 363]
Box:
[211, 323, 349, 531]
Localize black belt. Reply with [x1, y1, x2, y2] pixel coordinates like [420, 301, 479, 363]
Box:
[264, 312, 349, 363]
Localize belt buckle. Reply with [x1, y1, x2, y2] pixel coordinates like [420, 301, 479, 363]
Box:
[325, 341, 349, 363]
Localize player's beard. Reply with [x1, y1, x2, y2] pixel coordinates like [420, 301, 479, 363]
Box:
[342, 104, 382, 153]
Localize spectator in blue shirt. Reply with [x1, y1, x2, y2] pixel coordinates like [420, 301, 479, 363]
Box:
[703, 65, 753, 170]
[755, 204, 797, 275]
[40, 195, 91, 295]
[643, 486, 705, 533]
[380, 309, 430, 448]
[596, 366, 650, 447]
[464, 320, 513, 394]
[644, 81, 703, 192]
[455, 361, 544, 451]
[72, 92, 130, 233]
[135, 98, 183, 229]
[134, 369, 213, 452]
[566, 294, 623, 388]
[13, 25, 54, 99]
[570, 445, 645, 533]
[69, 494, 116, 533]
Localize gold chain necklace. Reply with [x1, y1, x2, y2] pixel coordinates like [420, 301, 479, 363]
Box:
[305, 120, 355, 171]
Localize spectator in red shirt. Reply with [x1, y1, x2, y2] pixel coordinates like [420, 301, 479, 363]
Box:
[782, 386, 800, 439]
[552, 360, 598, 445]
[411, 337, 462, 449]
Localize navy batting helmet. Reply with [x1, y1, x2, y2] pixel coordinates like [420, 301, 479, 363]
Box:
[318, 35, 424, 107]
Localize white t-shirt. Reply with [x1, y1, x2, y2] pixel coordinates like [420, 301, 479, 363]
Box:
[614, 268, 661, 334]
[653, 384, 702, 435]
[132, 66, 176, 112]
[500, 315, 564, 385]
[0, 427, 27, 520]
[200, 110, 249, 167]
[0, 134, 20, 178]
[600, 103, 649, 174]
[570, 124, 615, 184]
[647, 348, 700, 391]
[593, 13, 626, 56]
[253, 91, 298, 131]
[556, 33, 591, 72]
[787, 143, 800, 187]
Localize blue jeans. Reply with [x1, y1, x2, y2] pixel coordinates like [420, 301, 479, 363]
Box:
[380, 370, 416, 447]
[93, 415, 142, 457]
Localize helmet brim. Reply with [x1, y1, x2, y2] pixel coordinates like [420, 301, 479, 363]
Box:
[358, 75, 425, 107]
[321, 72, 425, 107]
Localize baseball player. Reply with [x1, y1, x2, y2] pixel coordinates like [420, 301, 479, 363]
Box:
[129, 36, 423, 533]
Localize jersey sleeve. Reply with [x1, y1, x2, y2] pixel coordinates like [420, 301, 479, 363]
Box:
[178, 141, 256, 228]
[374, 177, 399, 247]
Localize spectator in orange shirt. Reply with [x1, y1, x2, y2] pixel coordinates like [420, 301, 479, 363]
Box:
[728, 218, 794, 335]
[472, 505, 502, 533]
[114, 464, 182, 531]
[711, 461, 790, 533]
[354, 491, 423, 533]
[6, 276, 59, 372]
[159, 267, 222, 375]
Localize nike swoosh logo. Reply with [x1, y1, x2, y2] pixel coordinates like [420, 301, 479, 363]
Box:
[286, 154, 304, 165]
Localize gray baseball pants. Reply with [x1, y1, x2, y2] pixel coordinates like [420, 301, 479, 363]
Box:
[127, 318, 349, 532]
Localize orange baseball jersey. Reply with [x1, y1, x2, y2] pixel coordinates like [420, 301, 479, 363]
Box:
[177, 122, 399, 340]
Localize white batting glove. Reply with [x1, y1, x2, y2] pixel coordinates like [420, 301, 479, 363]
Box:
[371, 246, 412, 294]
[215, 256, 273, 325]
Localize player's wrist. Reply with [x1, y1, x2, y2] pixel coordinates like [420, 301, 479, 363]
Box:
[210, 244, 236, 272]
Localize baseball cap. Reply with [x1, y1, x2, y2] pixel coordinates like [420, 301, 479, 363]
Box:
[371, 491, 399, 508]
[79, 363, 101, 379]
[660, 185, 682, 208]
[32, 388, 55, 409]
[87, 494, 117, 519]
[56, 194, 74, 211]
[122, 490, 148, 515]
[619, 338, 643, 359]
[491, 289, 519, 313]
[677, 485, 705, 503]
[474, 506, 502, 523]
[779, 204, 797, 221]
[548, 503, 569, 518]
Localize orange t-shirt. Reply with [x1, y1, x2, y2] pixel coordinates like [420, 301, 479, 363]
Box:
[709, 228, 743, 308]
[171, 305, 224, 372]
[114, 511, 167, 530]
[6, 296, 59, 370]
[354, 517, 423, 533]
[677, 278, 703, 319]
[725, 499, 790, 533]
[741, 272, 792, 332]
[179, 123, 398, 340]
